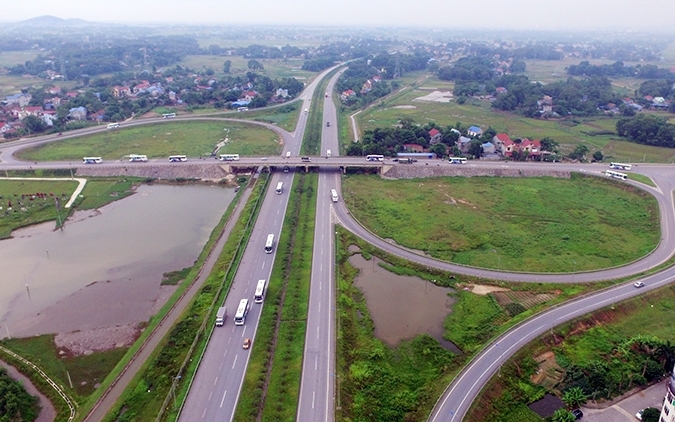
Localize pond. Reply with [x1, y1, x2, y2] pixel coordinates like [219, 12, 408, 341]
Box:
[0, 184, 235, 338]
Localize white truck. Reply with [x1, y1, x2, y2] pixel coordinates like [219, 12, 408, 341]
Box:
[215, 306, 227, 326]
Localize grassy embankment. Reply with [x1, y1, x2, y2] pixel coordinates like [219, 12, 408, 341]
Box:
[466, 283, 675, 421]
[15, 120, 281, 161]
[234, 172, 316, 421]
[342, 173, 659, 272]
[354, 72, 675, 163]
[100, 175, 266, 422]
[334, 226, 615, 421]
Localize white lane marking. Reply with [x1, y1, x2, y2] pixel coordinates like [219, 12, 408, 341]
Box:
[318, 301, 321, 313]
[316, 326, 320, 339]
[220, 390, 227, 407]
[213, 376, 218, 385]
[232, 355, 238, 369]
[202, 408, 207, 418]
[242, 326, 247, 337]
[208, 391, 213, 401]
[312, 391, 316, 409]
[315, 355, 318, 371]
[261, 261, 265, 270]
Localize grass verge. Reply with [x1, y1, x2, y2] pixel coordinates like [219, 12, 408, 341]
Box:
[302, 67, 342, 155]
[234, 172, 316, 421]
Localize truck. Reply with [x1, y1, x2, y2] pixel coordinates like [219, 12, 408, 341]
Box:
[215, 306, 227, 326]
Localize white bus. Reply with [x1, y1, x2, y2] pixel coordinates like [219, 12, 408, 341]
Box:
[331, 189, 339, 202]
[83, 157, 102, 164]
[264, 234, 275, 254]
[609, 162, 632, 171]
[449, 157, 467, 164]
[605, 169, 627, 180]
[107, 123, 119, 129]
[219, 154, 240, 161]
[254, 279, 267, 304]
[366, 154, 385, 162]
[276, 182, 283, 195]
[168, 155, 187, 162]
[162, 113, 176, 118]
[233, 299, 249, 326]
[129, 154, 148, 162]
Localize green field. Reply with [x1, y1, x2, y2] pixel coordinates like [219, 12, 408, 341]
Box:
[15, 121, 281, 161]
[178, 55, 316, 82]
[342, 174, 659, 272]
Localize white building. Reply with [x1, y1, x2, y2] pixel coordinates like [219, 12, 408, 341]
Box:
[660, 365, 675, 421]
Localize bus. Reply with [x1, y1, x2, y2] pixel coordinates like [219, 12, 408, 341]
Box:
[83, 157, 102, 164]
[162, 113, 176, 119]
[219, 154, 240, 161]
[366, 154, 385, 162]
[331, 189, 339, 202]
[605, 169, 628, 180]
[233, 299, 249, 326]
[609, 162, 632, 171]
[449, 157, 467, 164]
[254, 279, 267, 304]
[129, 154, 148, 162]
[168, 155, 187, 162]
[264, 234, 275, 254]
[107, 123, 119, 129]
[276, 182, 283, 195]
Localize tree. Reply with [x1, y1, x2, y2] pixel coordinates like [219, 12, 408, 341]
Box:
[569, 144, 589, 161]
[23, 115, 46, 133]
[223, 60, 231, 73]
[656, 341, 675, 372]
[562, 387, 587, 409]
[592, 151, 604, 162]
[468, 139, 484, 159]
[247, 59, 264, 71]
[641, 407, 660, 422]
[540, 137, 559, 152]
[430, 143, 447, 158]
[552, 408, 577, 422]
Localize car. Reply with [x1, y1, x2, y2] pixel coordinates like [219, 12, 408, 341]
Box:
[634, 281, 645, 288]
[572, 409, 583, 420]
[283, 165, 289, 173]
[326, 122, 330, 127]
[261, 157, 267, 161]
[325, 93, 328, 97]
[243, 338, 251, 349]
[636, 409, 643, 420]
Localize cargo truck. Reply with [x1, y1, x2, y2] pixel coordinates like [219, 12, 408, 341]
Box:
[215, 306, 227, 326]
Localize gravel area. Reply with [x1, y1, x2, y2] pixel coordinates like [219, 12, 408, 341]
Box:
[54, 324, 140, 357]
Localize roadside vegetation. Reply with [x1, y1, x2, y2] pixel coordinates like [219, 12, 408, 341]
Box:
[225, 101, 302, 132]
[342, 173, 659, 272]
[235, 173, 316, 421]
[467, 283, 675, 422]
[0, 366, 41, 421]
[335, 227, 611, 421]
[103, 175, 266, 422]
[15, 121, 281, 161]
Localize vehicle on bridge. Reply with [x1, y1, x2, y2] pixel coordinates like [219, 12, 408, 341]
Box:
[331, 189, 339, 202]
[219, 154, 240, 161]
[605, 169, 627, 180]
[301, 156, 311, 162]
[264, 233, 275, 254]
[215, 306, 227, 326]
[129, 154, 148, 162]
[83, 157, 103, 164]
[234, 299, 249, 326]
[107, 123, 119, 129]
[610, 162, 632, 171]
[168, 155, 187, 162]
[254, 279, 267, 304]
[449, 157, 467, 164]
[366, 154, 384, 162]
[285, 151, 291, 158]
[326, 149, 331, 158]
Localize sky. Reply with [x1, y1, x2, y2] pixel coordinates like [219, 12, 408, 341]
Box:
[3, 0, 675, 31]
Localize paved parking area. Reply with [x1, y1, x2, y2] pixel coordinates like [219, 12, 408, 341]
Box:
[580, 381, 667, 422]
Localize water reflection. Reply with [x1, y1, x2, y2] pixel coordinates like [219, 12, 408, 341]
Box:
[0, 184, 234, 337]
[350, 253, 460, 353]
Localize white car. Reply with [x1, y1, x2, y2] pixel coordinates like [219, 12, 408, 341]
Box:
[634, 281, 645, 288]
[636, 409, 643, 420]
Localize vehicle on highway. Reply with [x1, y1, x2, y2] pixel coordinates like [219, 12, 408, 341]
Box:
[234, 299, 249, 326]
[219, 154, 240, 161]
[215, 306, 227, 326]
[276, 182, 283, 195]
[283, 165, 289, 173]
[366, 154, 385, 162]
[243, 338, 251, 349]
[634, 281, 645, 288]
[331, 189, 339, 203]
[606, 169, 627, 180]
[83, 157, 103, 164]
[572, 408, 583, 420]
[162, 113, 176, 118]
[301, 156, 311, 162]
[168, 155, 187, 162]
[254, 279, 267, 304]
[610, 162, 632, 171]
[107, 123, 119, 129]
[129, 154, 148, 162]
[264, 233, 275, 254]
[237, 106, 249, 112]
[325, 93, 329, 97]
[449, 157, 467, 164]
[304, 108, 308, 114]
[326, 122, 330, 127]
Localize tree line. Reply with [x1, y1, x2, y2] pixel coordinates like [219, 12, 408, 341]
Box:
[567, 60, 674, 79]
[0, 367, 40, 421]
[616, 114, 675, 148]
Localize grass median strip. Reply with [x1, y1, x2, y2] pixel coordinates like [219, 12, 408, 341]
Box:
[234, 172, 316, 421]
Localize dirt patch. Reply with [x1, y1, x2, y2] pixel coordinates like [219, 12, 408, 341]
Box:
[531, 351, 564, 390]
[469, 284, 510, 295]
[493, 291, 558, 309]
[392, 105, 417, 109]
[54, 324, 140, 357]
[414, 90, 454, 103]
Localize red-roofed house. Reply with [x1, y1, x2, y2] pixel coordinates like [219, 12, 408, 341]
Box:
[133, 81, 151, 94]
[520, 139, 542, 158]
[493, 133, 513, 155]
[112, 86, 131, 99]
[340, 89, 356, 101]
[429, 128, 442, 145]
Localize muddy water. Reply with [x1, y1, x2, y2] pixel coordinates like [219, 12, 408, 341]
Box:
[0, 184, 234, 338]
[350, 253, 460, 353]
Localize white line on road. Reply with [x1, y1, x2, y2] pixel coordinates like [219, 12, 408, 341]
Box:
[220, 390, 227, 408]
[312, 391, 316, 409]
[315, 355, 318, 371]
[213, 376, 218, 385]
[232, 355, 238, 369]
[316, 326, 320, 339]
[219, 362, 223, 369]
[208, 391, 213, 401]
[202, 408, 207, 419]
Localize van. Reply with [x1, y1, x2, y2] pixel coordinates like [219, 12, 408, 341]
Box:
[304, 108, 308, 114]
[326, 149, 332, 158]
[285, 151, 291, 158]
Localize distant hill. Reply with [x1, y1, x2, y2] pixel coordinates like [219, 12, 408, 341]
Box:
[15, 15, 92, 27]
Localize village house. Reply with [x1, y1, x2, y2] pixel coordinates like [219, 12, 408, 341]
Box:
[68, 106, 87, 120]
[429, 128, 442, 145]
[467, 125, 483, 137]
[340, 89, 356, 101]
[112, 86, 131, 99]
[361, 80, 372, 94]
[6, 93, 32, 108]
[458, 136, 472, 153]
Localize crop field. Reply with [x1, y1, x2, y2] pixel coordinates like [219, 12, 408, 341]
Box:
[15, 121, 281, 161]
[342, 174, 659, 272]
